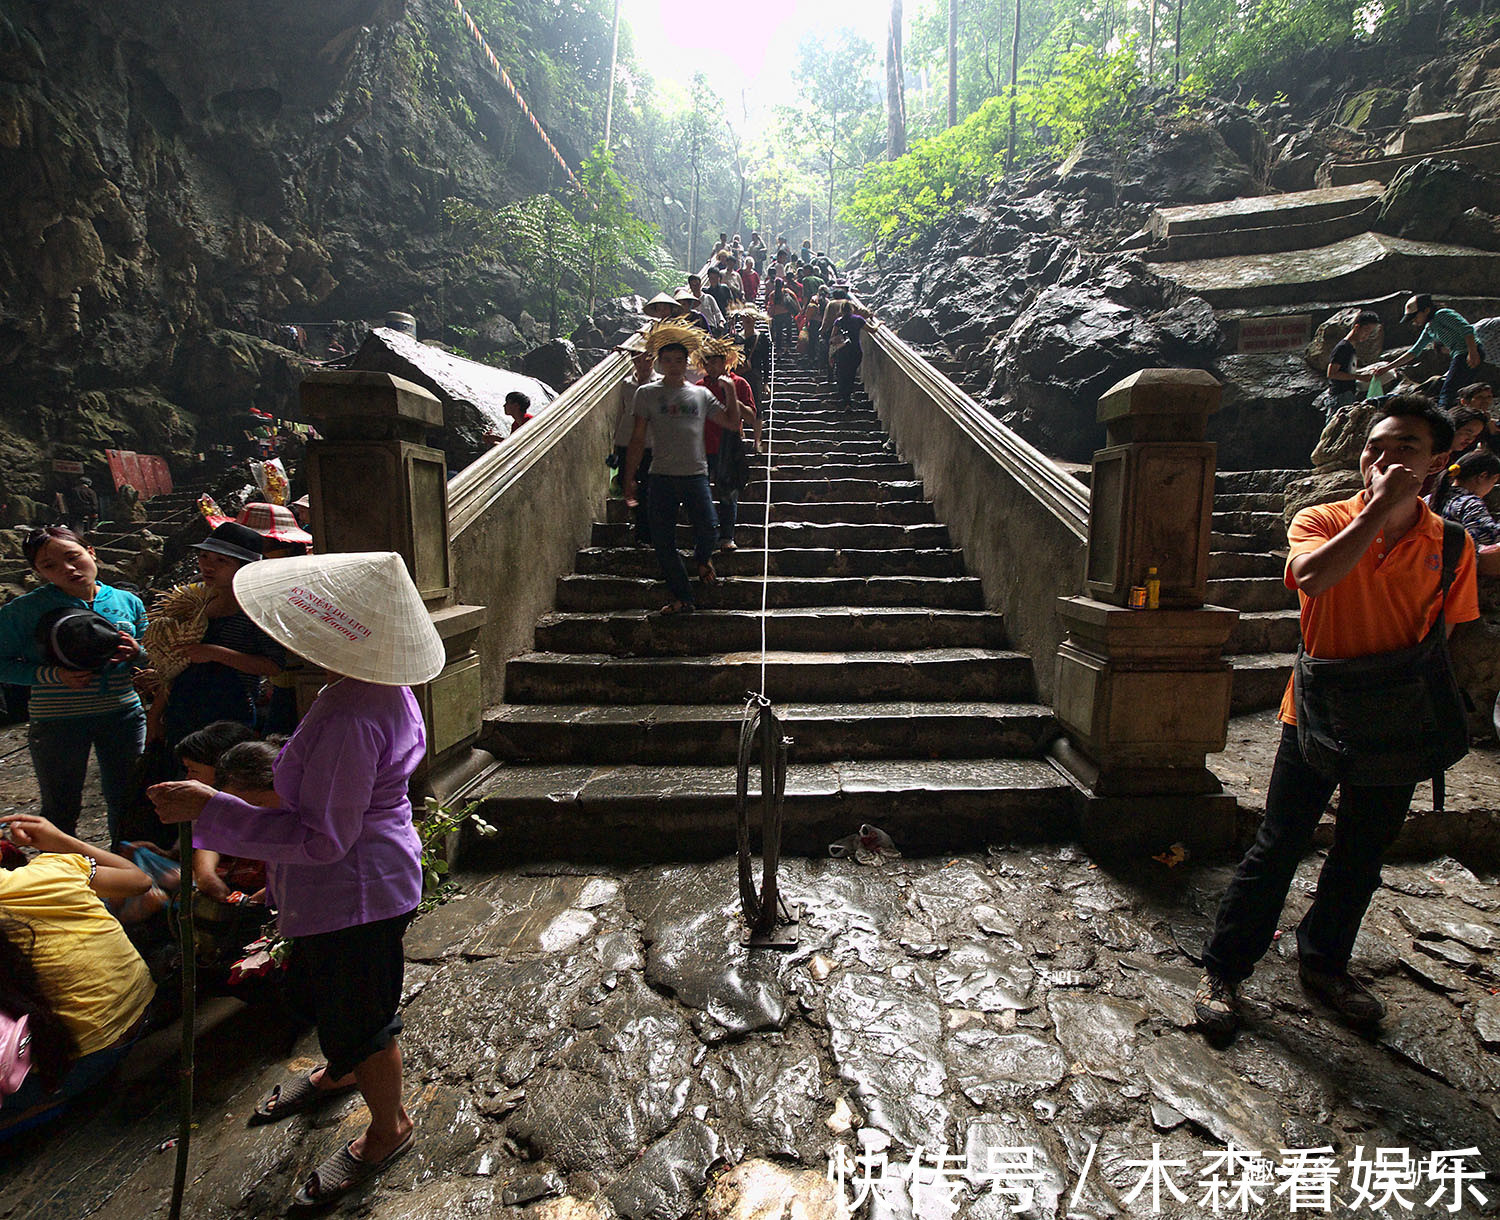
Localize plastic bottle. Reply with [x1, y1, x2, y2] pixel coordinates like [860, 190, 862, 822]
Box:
[1146, 566, 1160, 610]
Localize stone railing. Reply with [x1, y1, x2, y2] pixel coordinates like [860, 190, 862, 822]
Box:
[447, 349, 632, 705]
[860, 324, 1089, 701]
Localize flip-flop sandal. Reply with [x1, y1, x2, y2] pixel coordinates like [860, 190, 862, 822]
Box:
[658, 600, 695, 616]
[698, 561, 718, 585]
[249, 1069, 355, 1126]
[291, 1128, 415, 1209]
[718, 540, 738, 552]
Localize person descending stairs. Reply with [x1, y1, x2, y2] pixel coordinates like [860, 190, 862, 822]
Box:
[467, 352, 1075, 863]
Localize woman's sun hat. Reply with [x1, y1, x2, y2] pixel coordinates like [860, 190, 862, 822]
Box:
[205, 502, 314, 546]
[232, 552, 445, 685]
[192, 521, 264, 564]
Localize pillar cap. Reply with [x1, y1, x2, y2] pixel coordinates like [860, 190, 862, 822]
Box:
[299, 371, 443, 428]
[1097, 368, 1222, 424]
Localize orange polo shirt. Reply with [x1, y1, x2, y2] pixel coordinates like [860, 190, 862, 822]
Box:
[1278, 492, 1479, 724]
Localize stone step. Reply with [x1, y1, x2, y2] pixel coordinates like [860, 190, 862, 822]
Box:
[1228, 652, 1295, 714]
[1216, 469, 1306, 494]
[462, 757, 1076, 864]
[1212, 510, 1285, 541]
[503, 647, 1036, 705]
[590, 520, 950, 550]
[1323, 139, 1500, 186]
[482, 700, 1058, 765]
[1227, 609, 1301, 655]
[740, 479, 927, 503]
[1209, 550, 1284, 579]
[533, 607, 1008, 655]
[751, 462, 916, 482]
[604, 498, 936, 527]
[1148, 181, 1384, 241]
[761, 439, 894, 455]
[1147, 207, 1376, 263]
[1158, 231, 1500, 310]
[1209, 530, 1264, 554]
[1214, 492, 1284, 513]
[555, 574, 987, 612]
[1207, 576, 1299, 612]
[575, 547, 966, 580]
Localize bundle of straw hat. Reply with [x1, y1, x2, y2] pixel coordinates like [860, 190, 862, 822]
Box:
[692, 335, 742, 371]
[143, 583, 213, 684]
[643, 318, 706, 359]
[232, 551, 444, 685]
[728, 305, 770, 325]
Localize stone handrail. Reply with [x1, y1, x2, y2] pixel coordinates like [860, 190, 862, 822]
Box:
[860, 324, 1089, 700]
[448, 348, 632, 703]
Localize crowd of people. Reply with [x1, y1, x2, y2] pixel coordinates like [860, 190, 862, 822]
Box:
[1318, 294, 1499, 568]
[614, 231, 874, 614]
[0, 484, 444, 1204]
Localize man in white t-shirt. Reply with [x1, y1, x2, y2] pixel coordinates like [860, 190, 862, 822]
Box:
[624, 336, 742, 614]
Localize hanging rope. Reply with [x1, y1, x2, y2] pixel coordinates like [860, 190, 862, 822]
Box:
[444, 0, 585, 193]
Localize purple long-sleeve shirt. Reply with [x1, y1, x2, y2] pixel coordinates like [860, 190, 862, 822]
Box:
[194, 678, 426, 937]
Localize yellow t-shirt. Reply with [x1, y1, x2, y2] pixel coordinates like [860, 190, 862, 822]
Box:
[0, 854, 155, 1056]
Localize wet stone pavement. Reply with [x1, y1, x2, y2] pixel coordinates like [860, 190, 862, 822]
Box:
[2, 796, 1500, 1220]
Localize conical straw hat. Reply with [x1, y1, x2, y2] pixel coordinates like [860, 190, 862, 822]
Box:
[232, 552, 445, 686]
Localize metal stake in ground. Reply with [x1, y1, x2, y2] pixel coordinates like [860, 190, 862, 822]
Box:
[736, 694, 799, 949]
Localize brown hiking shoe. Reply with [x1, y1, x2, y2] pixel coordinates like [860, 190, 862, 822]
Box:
[1194, 973, 1240, 1035]
[1299, 964, 1385, 1024]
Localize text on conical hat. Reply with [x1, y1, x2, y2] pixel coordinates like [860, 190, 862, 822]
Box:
[286, 587, 372, 642]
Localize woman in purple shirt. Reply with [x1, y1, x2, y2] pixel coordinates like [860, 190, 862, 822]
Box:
[150, 550, 446, 1208]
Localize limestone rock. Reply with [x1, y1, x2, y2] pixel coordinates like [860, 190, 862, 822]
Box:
[37, 215, 105, 298]
[1339, 87, 1406, 131]
[1376, 159, 1500, 244]
[522, 338, 584, 392]
[1310, 401, 1381, 471]
[1211, 354, 1326, 472]
[1283, 469, 1364, 524]
[705, 1159, 850, 1220]
[1304, 307, 1384, 378]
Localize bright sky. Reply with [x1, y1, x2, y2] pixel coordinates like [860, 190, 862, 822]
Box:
[619, 0, 889, 125]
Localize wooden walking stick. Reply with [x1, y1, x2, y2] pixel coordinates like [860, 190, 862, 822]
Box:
[168, 823, 196, 1220]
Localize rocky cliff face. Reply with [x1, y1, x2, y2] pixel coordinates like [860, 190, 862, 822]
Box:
[853, 36, 1500, 472]
[0, 0, 535, 503]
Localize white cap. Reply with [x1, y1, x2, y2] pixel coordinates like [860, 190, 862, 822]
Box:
[233, 552, 445, 686]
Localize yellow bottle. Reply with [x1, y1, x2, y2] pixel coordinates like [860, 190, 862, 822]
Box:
[1146, 566, 1160, 610]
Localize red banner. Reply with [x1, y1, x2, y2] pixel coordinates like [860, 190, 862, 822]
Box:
[105, 450, 174, 500]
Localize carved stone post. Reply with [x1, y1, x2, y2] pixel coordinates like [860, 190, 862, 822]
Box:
[1051, 369, 1239, 855]
[299, 371, 491, 795]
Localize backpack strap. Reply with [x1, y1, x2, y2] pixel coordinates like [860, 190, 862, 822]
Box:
[1431, 519, 1468, 814]
[1439, 518, 1466, 601]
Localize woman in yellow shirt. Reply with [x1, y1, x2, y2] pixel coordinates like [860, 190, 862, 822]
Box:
[0, 813, 155, 1139]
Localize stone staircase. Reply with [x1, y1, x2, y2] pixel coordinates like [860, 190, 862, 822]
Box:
[465, 359, 1075, 863]
[1212, 469, 1303, 713]
[0, 482, 209, 595]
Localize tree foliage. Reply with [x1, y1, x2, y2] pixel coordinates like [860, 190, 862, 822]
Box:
[844, 42, 1144, 248]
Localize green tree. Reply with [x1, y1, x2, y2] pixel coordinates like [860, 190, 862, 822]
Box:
[444, 193, 588, 338]
[574, 145, 677, 314]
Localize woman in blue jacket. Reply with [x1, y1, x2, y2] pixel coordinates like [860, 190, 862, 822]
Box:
[0, 527, 147, 840]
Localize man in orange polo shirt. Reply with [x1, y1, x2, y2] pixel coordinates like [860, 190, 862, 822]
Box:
[1196, 396, 1478, 1036]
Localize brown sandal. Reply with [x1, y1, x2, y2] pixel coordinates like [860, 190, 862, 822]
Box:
[292, 1128, 415, 1208]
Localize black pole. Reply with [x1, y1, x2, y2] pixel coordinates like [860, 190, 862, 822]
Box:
[168, 824, 196, 1220]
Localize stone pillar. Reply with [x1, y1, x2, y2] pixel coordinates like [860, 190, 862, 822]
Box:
[1051, 369, 1239, 856]
[299, 371, 491, 794]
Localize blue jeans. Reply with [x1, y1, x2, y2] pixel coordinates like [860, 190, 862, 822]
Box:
[1438, 343, 1484, 411]
[28, 704, 147, 842]
[1203, 724, 1413, 985]
[0, 1035, 136, 1141]
[646, 474, 718, 607]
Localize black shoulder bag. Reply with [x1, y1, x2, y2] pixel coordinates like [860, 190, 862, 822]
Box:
[1294, 520, 1469, 801]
